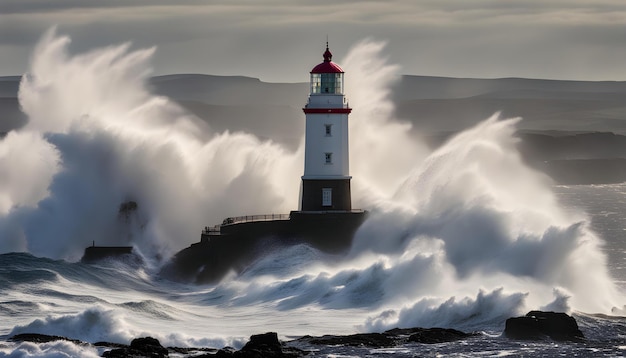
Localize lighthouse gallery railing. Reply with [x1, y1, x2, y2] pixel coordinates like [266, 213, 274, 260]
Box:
[202, 210, 366, 235]
[202, 213, 290, 235]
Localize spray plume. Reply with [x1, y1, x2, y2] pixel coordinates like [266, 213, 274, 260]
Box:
[344, 39, 429, 205]
[0, 28, 302, 260]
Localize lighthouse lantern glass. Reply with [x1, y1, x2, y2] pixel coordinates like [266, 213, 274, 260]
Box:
[310, 73, 343, 94]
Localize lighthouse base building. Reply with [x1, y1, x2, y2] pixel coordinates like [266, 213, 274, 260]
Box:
[157, 45, 367, 284]
[300, 180, 352, 211]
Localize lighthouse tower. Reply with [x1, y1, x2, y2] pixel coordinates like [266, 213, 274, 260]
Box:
[301, 44, 352, 211]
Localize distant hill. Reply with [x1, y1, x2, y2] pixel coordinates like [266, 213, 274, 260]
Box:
[2, 74, 626, 183]
[0, 76, 26, 133]
[149, 74, 307, 106]
[0, 76, 21, 97]
[148, 75, 307, 149]
[394, 76, 626, 100]
[394, 76, 626, 134]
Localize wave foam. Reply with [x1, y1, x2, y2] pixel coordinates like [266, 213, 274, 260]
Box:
[9, 307, 133, 344]
[0, 341, 100, 358]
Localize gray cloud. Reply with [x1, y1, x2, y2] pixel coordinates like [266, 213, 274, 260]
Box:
[0, 0, 208, 14]
[2, 1, 626, 81]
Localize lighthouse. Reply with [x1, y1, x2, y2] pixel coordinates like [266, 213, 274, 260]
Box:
[301, 44, 353, 211]
[164, 43, 368, 283]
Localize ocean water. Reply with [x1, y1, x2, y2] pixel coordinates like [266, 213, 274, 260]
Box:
[553, 184, 626, 291]
[0, 30, 625, 356]
[0, 184, 625, 357]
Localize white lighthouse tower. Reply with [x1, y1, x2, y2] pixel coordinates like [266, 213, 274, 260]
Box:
[301, 44, 352, 211]
[182, 43, 367, 282]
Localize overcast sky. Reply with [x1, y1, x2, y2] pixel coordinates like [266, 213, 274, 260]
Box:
[2, 0, 626, 82]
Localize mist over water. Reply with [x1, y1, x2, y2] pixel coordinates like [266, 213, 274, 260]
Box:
[0, 29, 623, 348]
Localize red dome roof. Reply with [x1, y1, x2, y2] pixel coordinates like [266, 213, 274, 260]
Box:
[311, 47, 344, 74]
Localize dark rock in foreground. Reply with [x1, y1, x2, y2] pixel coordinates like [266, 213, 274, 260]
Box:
[298, 327, 477, 348]
[214, 332, 304, 357]
[8, 327, 478, 357]
[103, 337, 169, 357]
[239, 332, 285, 356]
[306, 332, 396, 348]
[504, 311, 584, 342]
[406, 327, 478, 344]
[9, 333, 83, 345]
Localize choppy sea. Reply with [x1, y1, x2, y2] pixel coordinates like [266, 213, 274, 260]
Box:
[0, 184, 624, 357]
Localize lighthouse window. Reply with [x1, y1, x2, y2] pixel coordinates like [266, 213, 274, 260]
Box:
[325, 124, 332, 136]
[310, 73, 321, 94]
[325, 152, 333, 164]
[321, 73, 335, 94]
[335, 74, 343, 93]
[310, 73, 343, 94]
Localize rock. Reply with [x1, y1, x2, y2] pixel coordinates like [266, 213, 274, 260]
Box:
[131, 337, 169, 356]
[102, 336, 169, 357]
[214, 346, 237, 357]
[303, 327, 476, 348]
[211, 333, 305, 357]
[298, 327, 478, 348]
[101, 348, 129, 358]
[168, 346, 217, 356]
[407, 327, 476, 344]
[504, 311, 584, 342]
[240, 332, 282, 355]
[308, 332, 396, 348]
[237, 332, 307, 357]
[9, 333, 83, 345]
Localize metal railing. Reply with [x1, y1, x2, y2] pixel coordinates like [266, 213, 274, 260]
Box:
[202, 225, 222, 235]
[201, 210, 366, 235]
[222, 213, 290, 225]
[202, 213, 290, 235]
